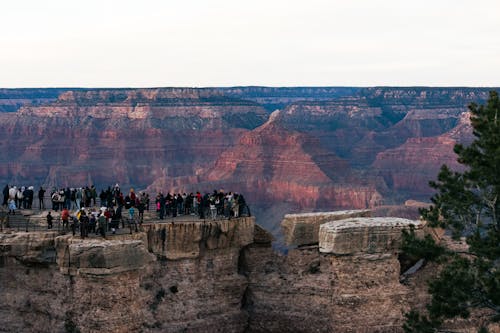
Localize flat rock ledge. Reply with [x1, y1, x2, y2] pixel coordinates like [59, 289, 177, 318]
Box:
[282, 210, 371, 247]
[52, 237, 155, 276]
[319, 217, 423, 255]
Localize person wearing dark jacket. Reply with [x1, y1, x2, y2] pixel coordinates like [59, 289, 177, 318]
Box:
[158, 193, 166, 220]
[26, 186, 34, 209]
[79, 212, 89, 238]
[2, 184, 9, 207]
[46, 211, 53, 229]
[238, 194, 251, 216]
[65, 188, 71, 209]
[38, 187, 46, 210]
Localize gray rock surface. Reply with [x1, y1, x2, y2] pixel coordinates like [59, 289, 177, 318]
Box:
[282, 210, 371, 246]
[319, 217, 423, 255]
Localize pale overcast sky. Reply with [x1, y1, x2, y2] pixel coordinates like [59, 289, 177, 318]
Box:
[1, 0, 499, 87]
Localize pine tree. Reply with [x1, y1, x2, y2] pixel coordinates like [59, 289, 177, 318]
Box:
[404, 91, 500, 330]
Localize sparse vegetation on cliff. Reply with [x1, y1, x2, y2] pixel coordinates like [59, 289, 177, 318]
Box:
[404, 91, 500, 332]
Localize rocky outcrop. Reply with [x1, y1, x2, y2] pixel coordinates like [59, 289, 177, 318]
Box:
[281, 210, 371, 247]
[1, 210, 489, 332]
[0, 217, 255, 333]
[319, 217, 422, 254]
[0, 231, 154, 332]
[55, 237, 154, 275]
[242, 215, 424, 333]
[144, 217, 255, 259]
[0, 231, 58, 264]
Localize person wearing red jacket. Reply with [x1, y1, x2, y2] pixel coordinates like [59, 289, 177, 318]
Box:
[61, 208, 69, 231]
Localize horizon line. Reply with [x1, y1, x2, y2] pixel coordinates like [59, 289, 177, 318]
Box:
[1, 85, 500, 90]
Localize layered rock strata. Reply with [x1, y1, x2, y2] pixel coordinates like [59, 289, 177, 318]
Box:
[0, 88, 68, 113]
[178, 114, 383, 213]
[319, 217, 421, 254]
[0, 88, 268, 188]
[0, 217, 255, 333]
[0, 87, 496, 238]
[3, 211, 487, 332]
[281, 209, 371, 247]
[371, 112, 472, 194]
[241, 214, 424, 333]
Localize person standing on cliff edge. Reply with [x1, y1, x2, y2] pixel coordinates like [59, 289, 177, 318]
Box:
[61, 207, 69, 231]
[2, 184, 9, 207]
[46, 211, 53, 229]
[38, 186, 46, 210]
[8, 197, 16, 215]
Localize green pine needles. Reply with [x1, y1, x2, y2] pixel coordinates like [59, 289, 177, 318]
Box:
[403, 91, 500, 332]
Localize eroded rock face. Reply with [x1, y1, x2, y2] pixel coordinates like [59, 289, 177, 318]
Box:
[0, 231, 58, 264]
[0, 232, 154, 332]
[56, 238, 154, 275]
[281, 210, 371, 246]
[0, 212, 486, 332]
[0, 217, 256, 333]
[144, 217, 255, 259]
[0, 88, 268, 188]
[243, 215, 421, 333]
[319, 217, 423, 255]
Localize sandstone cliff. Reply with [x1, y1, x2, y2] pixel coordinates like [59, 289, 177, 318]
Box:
[0, 218, 255, 333]
[1, 211, 490, 332]
[242, 214, 424, 332]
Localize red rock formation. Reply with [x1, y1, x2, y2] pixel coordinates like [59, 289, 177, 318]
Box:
[147, 111, 383, 214]
[0, 89, 268, 188]
[0, 88, 68, 112]
[372, 112, 473, 195]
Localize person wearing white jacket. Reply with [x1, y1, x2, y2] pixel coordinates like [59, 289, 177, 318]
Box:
[9, 186, 16, 200]
[8, 186, 17, 214]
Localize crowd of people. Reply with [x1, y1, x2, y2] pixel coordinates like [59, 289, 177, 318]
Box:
[1, 185, 37, 214]
[154, 190, 250, 221]
[51, 204, 137, 239]
[2, 183, 251, 238]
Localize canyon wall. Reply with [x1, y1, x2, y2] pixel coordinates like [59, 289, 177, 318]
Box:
[0, 88, 268, 189]
[0, 213, 437, 333]
[0, 88, 69, 113]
